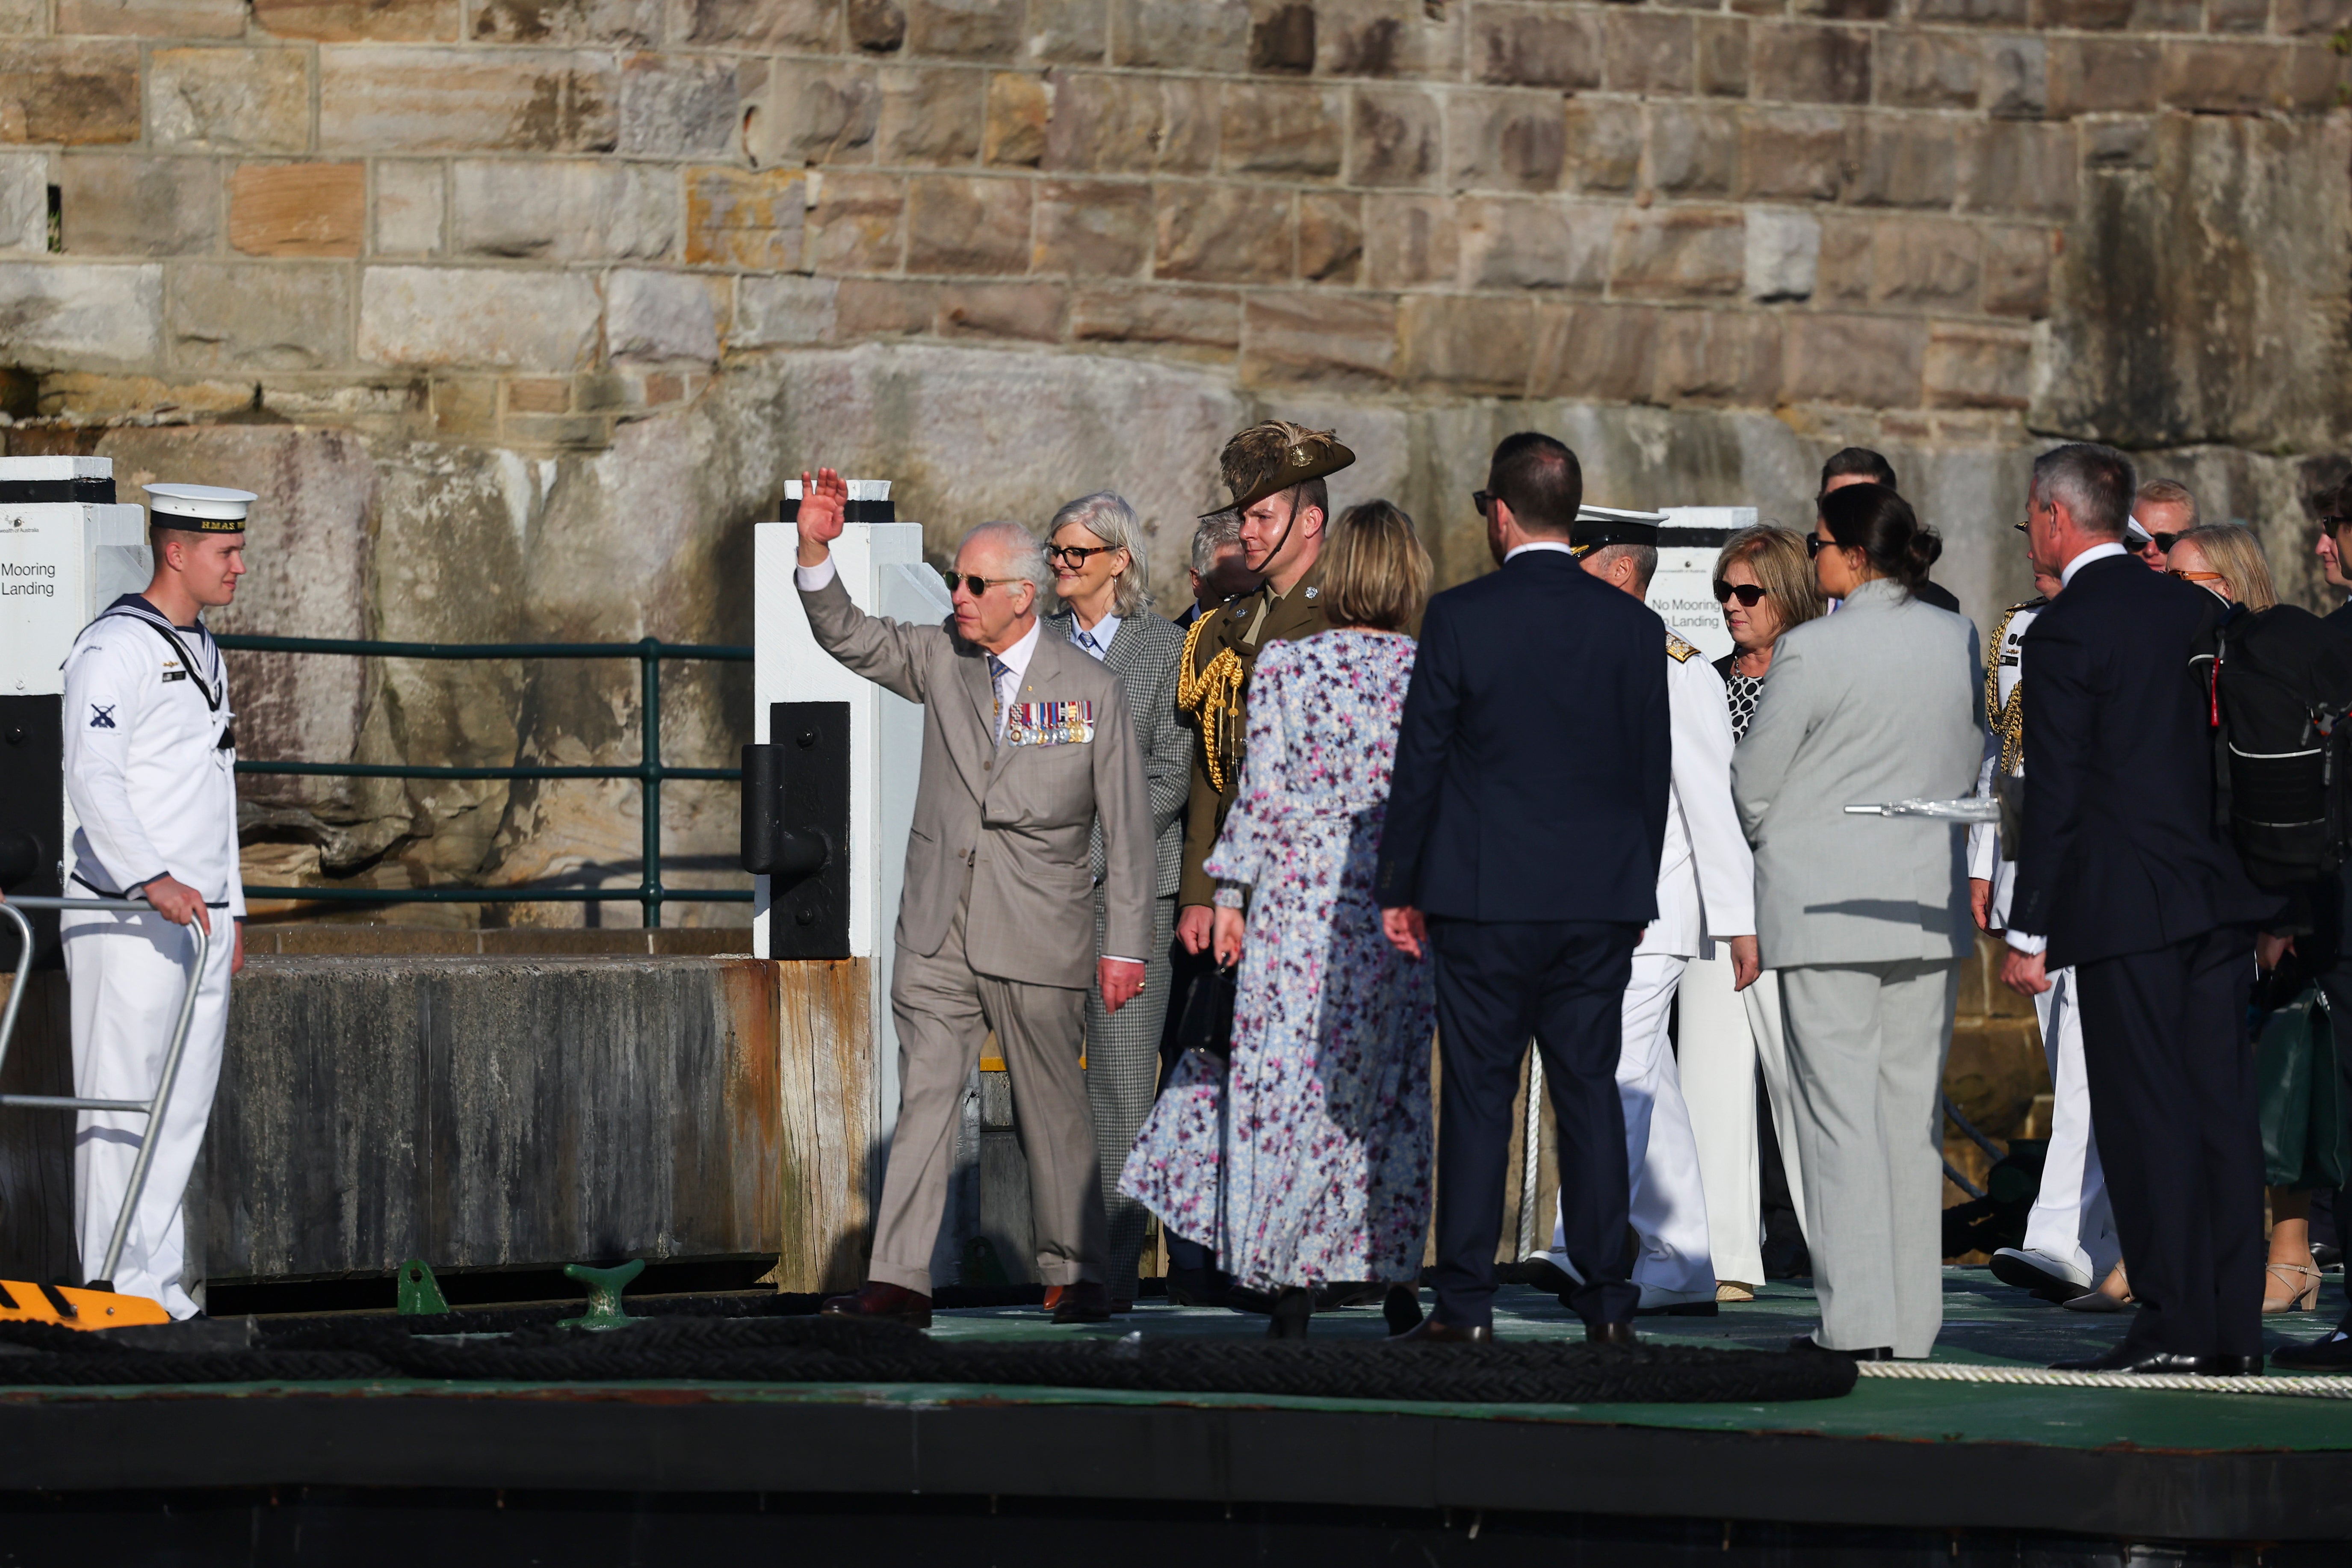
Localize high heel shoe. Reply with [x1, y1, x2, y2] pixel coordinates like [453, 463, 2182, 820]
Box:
[2265, 1261, 2322, 1314]
[1382, 1283, 1424, 1336]
[1267, 1286, 1315, 1341]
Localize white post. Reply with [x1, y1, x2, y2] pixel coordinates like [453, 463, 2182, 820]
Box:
[752, 513, 948, 1153]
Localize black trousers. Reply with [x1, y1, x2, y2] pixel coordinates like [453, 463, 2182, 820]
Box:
[1430, 916, 1640, 1330]
[2074, 926, 2264, 1358]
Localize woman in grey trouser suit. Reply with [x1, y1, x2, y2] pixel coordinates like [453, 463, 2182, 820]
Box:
[1043, 493, 1189, 1305]
[1731, 483, 1983, 1359]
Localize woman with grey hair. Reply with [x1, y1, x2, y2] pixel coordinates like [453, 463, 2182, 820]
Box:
[1042, 491, 1189, 1310]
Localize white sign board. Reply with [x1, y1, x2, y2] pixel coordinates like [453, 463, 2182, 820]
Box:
[1646, 506, 1758, 666]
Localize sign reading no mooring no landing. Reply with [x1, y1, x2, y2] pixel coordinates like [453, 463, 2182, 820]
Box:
[1647, 506, 1758, 667]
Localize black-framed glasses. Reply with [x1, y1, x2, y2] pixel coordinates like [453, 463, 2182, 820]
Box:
[1807, 534, 1833, 557]
[1714, 580, 1768, 607]
[1046, 542, 1118, 567]
[1471, 490, 1494, 517]
[941, 570, 1024, 596]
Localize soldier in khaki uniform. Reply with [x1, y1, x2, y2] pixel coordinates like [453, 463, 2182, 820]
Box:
[1172, 422, 1354, 960]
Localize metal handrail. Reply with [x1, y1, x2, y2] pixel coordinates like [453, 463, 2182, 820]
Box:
[216, 634, 753, 927]
[0, 896, 208, 1287]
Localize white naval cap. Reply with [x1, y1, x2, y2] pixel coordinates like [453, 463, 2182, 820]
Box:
[2124, 514, 2154, 544]
[145, 482, 257, 533]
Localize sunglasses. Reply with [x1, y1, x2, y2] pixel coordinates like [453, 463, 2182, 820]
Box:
[941, 570, 1026, 597]
[1471, 490, 1494, 517]
[2139, 533, 2182, 554]
[1807, 534, 1835, 557]
[1046, 542, 1118, 567]
[1714, 580, 1769, 607]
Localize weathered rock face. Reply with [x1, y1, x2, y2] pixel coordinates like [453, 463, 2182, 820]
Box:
[0, 0, 2344, 919]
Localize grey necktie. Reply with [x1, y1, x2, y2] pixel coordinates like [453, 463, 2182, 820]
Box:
[987, 653, 1012, 738]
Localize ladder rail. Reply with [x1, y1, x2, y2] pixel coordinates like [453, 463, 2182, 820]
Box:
[0, 896, 210, 1287]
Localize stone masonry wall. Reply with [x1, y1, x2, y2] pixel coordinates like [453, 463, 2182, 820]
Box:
[0, 0, 2349, 920]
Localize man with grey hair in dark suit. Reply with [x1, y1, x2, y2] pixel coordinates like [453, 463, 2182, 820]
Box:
[794, 467, 1155, 1329]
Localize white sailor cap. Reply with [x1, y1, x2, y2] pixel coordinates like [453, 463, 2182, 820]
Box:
[145, 482, 257, 533]
[2124, 514, 2154, 544]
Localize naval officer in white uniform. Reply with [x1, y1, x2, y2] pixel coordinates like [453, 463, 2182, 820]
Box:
[59, 482, 255, 1317]
[1971, 547, 2120, 1308]
[1536, 513, 1761, 1311]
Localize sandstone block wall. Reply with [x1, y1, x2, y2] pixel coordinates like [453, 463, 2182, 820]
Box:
[0, 0, 2347, 918]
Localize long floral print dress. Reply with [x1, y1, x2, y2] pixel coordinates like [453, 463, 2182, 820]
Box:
[1120, 629, 1435, 1291]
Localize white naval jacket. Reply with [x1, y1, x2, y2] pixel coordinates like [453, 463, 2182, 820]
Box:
[1641, 634, 1755, 960]
[60, 596, 245, 916]
[1965, 599, 2040, 929]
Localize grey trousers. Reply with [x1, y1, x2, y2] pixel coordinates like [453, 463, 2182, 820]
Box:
[869, 878, 1105, 1296]
[1777, 957, 1960, 1359]
[1085, 890, 1179, 1299]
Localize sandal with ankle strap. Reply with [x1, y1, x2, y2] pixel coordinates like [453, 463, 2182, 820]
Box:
[2265, 1261, 2322, 1314]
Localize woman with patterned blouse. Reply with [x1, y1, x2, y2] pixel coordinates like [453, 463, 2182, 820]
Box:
[1121, 502, 1436, 1340]
[1678, 525, 1826, 1298]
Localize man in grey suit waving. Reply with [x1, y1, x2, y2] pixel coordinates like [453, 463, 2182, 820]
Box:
[795, 467, 1155, 1328]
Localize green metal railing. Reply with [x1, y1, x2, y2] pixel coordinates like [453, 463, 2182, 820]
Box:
[215, 634, 752, 928]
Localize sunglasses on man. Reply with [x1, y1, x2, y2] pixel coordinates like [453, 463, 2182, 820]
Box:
[940, 570, 1025, 596]
[1471, 490, 1494, 517]
[1714, 580, 1769, 607]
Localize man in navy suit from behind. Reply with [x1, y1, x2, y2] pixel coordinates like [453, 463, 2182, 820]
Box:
[2003, 441, 2276, 1376]
[1375, 433, 1673, 1344]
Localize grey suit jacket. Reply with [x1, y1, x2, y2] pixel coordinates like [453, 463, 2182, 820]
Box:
[1731, 578, 1985, 969]
[1044, 609, 1187, 900]
[801, 574, 1154, 990]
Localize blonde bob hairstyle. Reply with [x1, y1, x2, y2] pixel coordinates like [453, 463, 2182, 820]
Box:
[2178, 522, 2278, 612]
[1323, 499, 1433, 633]
[1046, 491, 1152, 618]
[1713, 523, 1829, 634]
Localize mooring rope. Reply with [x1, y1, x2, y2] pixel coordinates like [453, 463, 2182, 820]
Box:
[1855, 1360, 2352, 1400]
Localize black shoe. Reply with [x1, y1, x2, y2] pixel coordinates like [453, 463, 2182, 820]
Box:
[2048, 1343, 2203, 1374]
[1788, 1334, 1893, 1361]
[2314, 1243, 2343, 1273]
[2199, 1354, 2263, 1377]
[1389, 1317, 1493, 1344]
[1049, 1282, 1112, 1325]
[1381, 1284, 1424, 1337]
[1587, 1321, 1638, 1347]
[1266, 1287, 1313, 1341]
[1988, 1247, 2091, 1305]
[1523, 1255, 1578, 1297]
[2272, 1331, 2352, 1371]
[1164, 1267, 1231, 1309]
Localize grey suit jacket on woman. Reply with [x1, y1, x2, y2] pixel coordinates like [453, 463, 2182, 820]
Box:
[1731, 578, 1985, 969]
[800, 574, 1153, 990]
[1046, 609, 1188, 900]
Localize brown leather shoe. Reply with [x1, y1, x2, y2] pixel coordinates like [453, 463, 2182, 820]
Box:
[821, 1281, 932, 1328]
[1051, 1281, 1112, 1324]
[1388, 1316, 1494, 1344]
[1587, 1320, 1638, 1347]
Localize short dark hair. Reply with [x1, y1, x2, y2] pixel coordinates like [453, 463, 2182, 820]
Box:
[1820, 447, 1898, 493]
[1818, 482, 1941, 595]
[1487, 431, 1582, 537]
[2031, 442, 2136, 538]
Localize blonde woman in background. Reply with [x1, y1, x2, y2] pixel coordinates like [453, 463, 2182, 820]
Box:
[2166, 522, 2323, 1313]
[1678, 525, 1828, 1301]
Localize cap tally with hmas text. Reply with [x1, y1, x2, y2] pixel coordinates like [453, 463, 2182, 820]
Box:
[145, 482, 256, 533]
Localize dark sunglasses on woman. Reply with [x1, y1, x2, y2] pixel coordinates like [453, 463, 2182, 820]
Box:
[1714, 580, 1769, 607]
[1806, 534, 1832, 557]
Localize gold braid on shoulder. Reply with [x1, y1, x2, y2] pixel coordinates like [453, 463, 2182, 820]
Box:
[1986, 603, 2027, 779]
[1176, 608, 1247, 795]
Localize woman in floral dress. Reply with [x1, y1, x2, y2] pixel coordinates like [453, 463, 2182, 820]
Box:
[1123, 501, 1435, 1338]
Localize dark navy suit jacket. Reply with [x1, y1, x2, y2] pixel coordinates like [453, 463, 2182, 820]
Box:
[1376, 549, 1672, 924]
[2009, 552, 2273, 968]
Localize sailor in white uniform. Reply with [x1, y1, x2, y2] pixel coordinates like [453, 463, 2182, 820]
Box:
[1537, 515, 1761, 1311]
[58, 482, 255, 1317]
[1972, 559, 2120, 1306]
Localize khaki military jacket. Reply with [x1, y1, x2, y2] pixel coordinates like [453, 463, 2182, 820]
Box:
[1175, 562, 1332, 908]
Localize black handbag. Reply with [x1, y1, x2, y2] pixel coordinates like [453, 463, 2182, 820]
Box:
[1172, 962, 1238, 1063]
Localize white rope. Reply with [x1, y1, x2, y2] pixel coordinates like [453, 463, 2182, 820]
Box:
[1855, 1360, 2352, 1400]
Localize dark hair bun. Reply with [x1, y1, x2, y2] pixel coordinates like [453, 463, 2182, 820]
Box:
[1818, 482, 1935, 592]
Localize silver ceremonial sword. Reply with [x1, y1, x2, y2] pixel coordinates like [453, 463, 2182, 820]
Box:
[1844, 798, 2002, 823]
